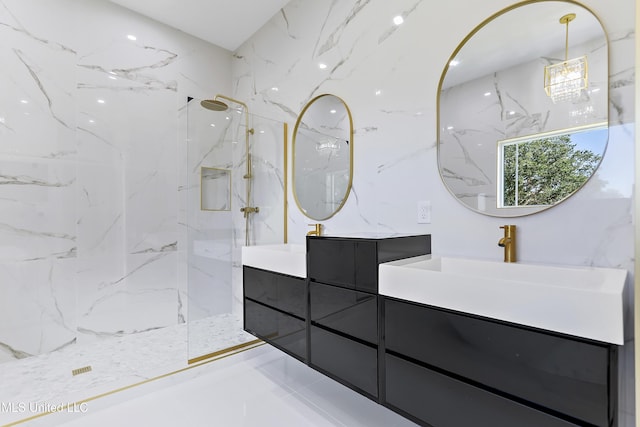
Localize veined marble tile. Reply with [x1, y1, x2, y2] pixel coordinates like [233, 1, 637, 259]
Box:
[186, 248, 232, 320]
[75, 83, 177, 172]
[0, 0, 77, 160]
[0, 158, 76, 261]
[125, 168, 178, 255]
[76, 251, 178, 342]
[249, 114, 286, 244]
[76, 162, 124, 258]
[0, 258, 77, 362]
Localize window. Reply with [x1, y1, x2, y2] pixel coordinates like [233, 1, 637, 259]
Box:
[497, 124, 606, 208]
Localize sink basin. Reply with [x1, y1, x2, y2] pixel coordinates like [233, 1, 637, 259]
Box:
[241, 243, 306, 278]
[379, 255, 627, 344]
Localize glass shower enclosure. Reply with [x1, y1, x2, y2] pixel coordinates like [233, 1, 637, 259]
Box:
[184, 97, 286, 362]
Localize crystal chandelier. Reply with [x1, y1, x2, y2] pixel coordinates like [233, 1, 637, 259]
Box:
[544, 13, 588, 103]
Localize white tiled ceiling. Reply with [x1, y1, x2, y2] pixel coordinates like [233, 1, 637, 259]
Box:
[108, 0, 291, 51]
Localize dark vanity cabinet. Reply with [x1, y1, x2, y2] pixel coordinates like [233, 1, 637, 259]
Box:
[307, 235, 431, 400]
[243, 232, 619, 427]
[243, 266, 307, 361]
[382, 297, 618, 427]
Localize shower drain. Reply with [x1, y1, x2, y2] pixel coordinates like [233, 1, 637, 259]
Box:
[71, 366, 92, 376]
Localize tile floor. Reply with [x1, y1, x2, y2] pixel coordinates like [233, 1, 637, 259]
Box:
[0, 314, 256, 426]
[13, 344, 418, 427]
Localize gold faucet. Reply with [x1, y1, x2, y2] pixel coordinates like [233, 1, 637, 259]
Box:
[498, 225, 517, 263]
[307, 223, 322, 236]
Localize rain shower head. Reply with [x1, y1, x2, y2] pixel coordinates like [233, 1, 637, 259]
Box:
[200, 99, 229, 111]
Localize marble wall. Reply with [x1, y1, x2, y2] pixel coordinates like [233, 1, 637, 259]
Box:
[233, 0, 635, 424]
[0, 0, 232, 362]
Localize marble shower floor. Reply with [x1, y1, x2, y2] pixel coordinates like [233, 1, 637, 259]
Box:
[0, 313, 255, 426]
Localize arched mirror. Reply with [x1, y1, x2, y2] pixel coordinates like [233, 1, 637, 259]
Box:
[293, 94, 353, 220]
[438, 0, 608, 217]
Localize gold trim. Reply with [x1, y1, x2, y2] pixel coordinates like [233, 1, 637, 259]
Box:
[4, 341, 265, 427]
[200, 167, 232, 211]
[291, 94, 354, 221]
[435, 0, 610, 218]
[283, 122, 289, 244]
[187, 338, 261, 364]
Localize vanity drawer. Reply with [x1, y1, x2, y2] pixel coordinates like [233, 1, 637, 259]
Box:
[243, 266, 306, 318]
[308, 238, 356, 288]
[310, 325, 378, 398]
[384, 298, 614, 427]
[244, 299, 306, 361]
[385, 353, 578, 427]
[310, 282, 378, 345]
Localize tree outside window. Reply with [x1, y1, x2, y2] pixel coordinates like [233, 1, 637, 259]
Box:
[499, 126, 606, 208]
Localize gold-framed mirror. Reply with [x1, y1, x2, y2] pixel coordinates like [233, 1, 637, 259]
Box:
[292, 94, 353, 220]
[437, 0, 608, 217]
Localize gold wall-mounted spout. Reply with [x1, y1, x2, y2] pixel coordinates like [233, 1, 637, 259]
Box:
[307, 223, 322, 236]
[498, 225, 517, 263]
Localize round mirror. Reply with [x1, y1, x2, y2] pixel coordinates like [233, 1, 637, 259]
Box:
[438, 0, 608, 217]
[293, 94, 353, 220]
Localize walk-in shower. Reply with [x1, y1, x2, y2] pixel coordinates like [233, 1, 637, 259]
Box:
[201, 94, 258, 247]
[186, 95, 287, 364]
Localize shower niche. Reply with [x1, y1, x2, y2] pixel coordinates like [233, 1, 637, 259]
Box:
[201, 167, 231, 211]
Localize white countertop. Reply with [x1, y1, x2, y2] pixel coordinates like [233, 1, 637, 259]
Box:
[241, 244, 306, 278]
[379, 255, 627, 345]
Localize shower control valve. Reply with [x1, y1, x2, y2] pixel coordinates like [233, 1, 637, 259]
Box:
[240, 206, 260, 218]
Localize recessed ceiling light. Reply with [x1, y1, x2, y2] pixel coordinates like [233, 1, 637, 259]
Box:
[210, 124, 216, 127]
[271, 87, 279, 91]
[318, 63, 328, 70]
[393, 15, 404, 26]
[484, 92, 491, 97]
[375, 90, 382, 96]
[447, 126, 454, 130]
[97, 99, 105, 104]
[89, 119, 95, 124]
[109, 76, 117, 80]
[508, 111, 515, 115]
[449, 60, 460, 66]
[330, 109, 337, 114]
[20, 99, 28, 104]
[127, 35, 137, 41]
[259, 130, 265, 134]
